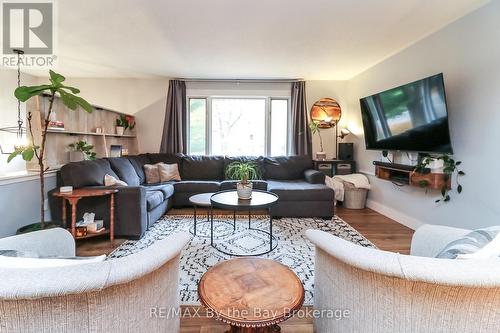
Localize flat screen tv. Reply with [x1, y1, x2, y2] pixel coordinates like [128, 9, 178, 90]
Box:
[360, 73, 453, 153]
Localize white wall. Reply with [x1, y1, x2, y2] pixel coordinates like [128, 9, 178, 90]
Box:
[346, 1, 500, 230]
[306, 81, 349, 159]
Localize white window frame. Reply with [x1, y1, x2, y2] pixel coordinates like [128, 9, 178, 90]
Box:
[187, 96, 291, 156]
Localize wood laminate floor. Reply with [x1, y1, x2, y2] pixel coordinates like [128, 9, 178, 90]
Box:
[76, 206, 414, 332]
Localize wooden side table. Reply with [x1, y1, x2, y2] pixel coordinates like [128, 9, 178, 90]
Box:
[198, 258, 304, 332]
[52, 188, 118, 245]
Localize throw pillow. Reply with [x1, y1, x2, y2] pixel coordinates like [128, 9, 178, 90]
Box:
[157, 163, 181, 182]
[435, 227, 500, 259]
[143, 163, 161, 184]
[104, 174, 128, 187]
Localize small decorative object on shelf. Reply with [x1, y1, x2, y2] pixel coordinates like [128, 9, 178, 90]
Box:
[60, 186, 73, 193]
[413, 153, 465, 203]
[68, 140, 96, 162]
[110, 145, 122, 158]
[225, 161, 261, 199]
[116, 115, 135, 135]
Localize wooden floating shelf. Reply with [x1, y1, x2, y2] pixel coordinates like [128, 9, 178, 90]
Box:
[375, 165, 451, 190]
[46, 129, 136, 138]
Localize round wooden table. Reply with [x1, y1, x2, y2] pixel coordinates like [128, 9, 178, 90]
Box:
[198, 258, 304, 333]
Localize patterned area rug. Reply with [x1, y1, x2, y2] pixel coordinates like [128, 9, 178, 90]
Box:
[109, 214, 376, 305]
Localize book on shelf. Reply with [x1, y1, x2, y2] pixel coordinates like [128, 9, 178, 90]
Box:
[47, 120, 65, 131]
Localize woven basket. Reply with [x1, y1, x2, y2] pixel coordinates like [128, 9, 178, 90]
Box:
[343, 182, 368, 209]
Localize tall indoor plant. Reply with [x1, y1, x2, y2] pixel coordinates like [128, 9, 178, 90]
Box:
[225, 162, 261, 199]
[309, 121, 326, 160]
[8, 70, 93, 230]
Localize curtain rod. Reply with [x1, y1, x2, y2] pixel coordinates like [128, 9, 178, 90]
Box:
[177, 78, 303, 83]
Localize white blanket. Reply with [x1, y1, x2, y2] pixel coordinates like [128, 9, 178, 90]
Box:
[325, 173, 371, 202]
[333, 174, 371, 190]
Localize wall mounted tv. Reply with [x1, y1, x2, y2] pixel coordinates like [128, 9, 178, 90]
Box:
[360, 73, 453, 153]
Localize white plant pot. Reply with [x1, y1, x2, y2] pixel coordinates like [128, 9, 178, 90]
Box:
[236, 182, 253, 200]
[69, 151, 85, 162]
[116, 126, 125, 135]
[316, 151, 327, 160]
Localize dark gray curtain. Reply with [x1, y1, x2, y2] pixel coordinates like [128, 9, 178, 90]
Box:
[160, 80, 187, 153]
[291, 81, 311, 156]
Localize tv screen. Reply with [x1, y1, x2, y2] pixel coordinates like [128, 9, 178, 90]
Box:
[360, 73, 453, 153]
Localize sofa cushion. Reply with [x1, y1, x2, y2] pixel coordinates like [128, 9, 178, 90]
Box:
[220, 180, 268, 191]
[181, 155, 225, 180]
[127, 154, 151, 184]
[107, 157, 140, 186]
[146, 190, 164, 210]
[143, 183, 175, 199]
[264, 156, 313, 180]
[148, 153, 183, 166]
[173, 181, 220, 193]
[60, 159, 118, 188]
[224, 156, 265, 180]
[267, 180, 333, 201]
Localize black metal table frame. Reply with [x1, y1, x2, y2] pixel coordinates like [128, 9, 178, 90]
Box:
[209, 190, 279, 257]
[192, 203, 236, 238]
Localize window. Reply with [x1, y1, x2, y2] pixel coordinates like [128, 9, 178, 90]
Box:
[188, 97, 289, 156]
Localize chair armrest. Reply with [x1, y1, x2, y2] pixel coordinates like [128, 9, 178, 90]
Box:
[304, 169, 325, 184]
[410, 224, 471, 257]
[0, 228, 75, 257]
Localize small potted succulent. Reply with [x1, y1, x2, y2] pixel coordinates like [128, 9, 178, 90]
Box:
[116, 115, 135, 135]
[68, 140, 96, 162]
[225, 162, 261, 199]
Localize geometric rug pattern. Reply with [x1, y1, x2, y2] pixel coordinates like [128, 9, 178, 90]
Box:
[108, 214, 376, 305]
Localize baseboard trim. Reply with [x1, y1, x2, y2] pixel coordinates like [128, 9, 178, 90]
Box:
[366, 199, 424, 230]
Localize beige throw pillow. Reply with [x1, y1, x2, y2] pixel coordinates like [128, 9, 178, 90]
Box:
[104, 174, 127, 187]
[158, 163, 181, 182]
[143, 164, 161, 184]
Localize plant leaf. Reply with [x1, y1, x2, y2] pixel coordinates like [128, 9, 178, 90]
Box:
[49, 70, 65, 85]
[7, 150, 21, 162]
[444, 195, 451, 202]
[458, 171, 465, 176]
[435, 199, 441, 203]
[21, 147, 34, 161]
[457, 184, 463, 193]
[60, 85, 80, 94]
[14, 85, 53, 101]
[58, 90, 78, 110]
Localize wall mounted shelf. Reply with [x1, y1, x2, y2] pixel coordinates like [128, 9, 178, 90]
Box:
[374, 162, 451, 190]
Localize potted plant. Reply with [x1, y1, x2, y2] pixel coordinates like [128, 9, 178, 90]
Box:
[309, 121, 326, 160]
[68, 140, 96, 162]
[225, 162, 261, 199]
[116, 115, 135, 135]
[8, 70, 93, 232]
[414, 153, 465, 203]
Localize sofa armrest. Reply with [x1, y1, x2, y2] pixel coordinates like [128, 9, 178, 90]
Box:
[0, 228, 75, 257]
[410, 224, 471, 257]
[304, 169, 325, 184]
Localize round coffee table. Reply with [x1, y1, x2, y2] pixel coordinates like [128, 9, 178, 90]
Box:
[210, 190, 279, 256]
[198, 258, 304, 332]
[189, 193, 235, 237]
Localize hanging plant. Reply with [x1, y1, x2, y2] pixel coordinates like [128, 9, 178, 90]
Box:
[414, 153, 465, 203]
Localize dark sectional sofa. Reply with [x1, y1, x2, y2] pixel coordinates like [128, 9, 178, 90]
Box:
[49, 154, 334, 239]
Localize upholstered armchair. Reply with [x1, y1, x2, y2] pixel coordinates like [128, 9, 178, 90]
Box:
[306, 225, 500, 333]
[0, 228, 190, 333]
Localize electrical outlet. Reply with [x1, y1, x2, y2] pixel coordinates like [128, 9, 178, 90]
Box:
[44, 199, 49, 211]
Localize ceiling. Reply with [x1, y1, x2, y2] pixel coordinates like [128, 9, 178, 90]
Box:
[25, 0, 489, 79]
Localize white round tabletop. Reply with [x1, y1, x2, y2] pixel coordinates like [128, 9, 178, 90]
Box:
[189, 192, 215, 206]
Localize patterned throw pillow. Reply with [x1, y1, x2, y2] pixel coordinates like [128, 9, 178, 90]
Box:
[104, 174, 128, 187]
[436, 227, 500, 259]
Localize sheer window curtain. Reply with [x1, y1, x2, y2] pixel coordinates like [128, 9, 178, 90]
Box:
[291, 81, 311, 156]
[160, 80, 187, 153]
